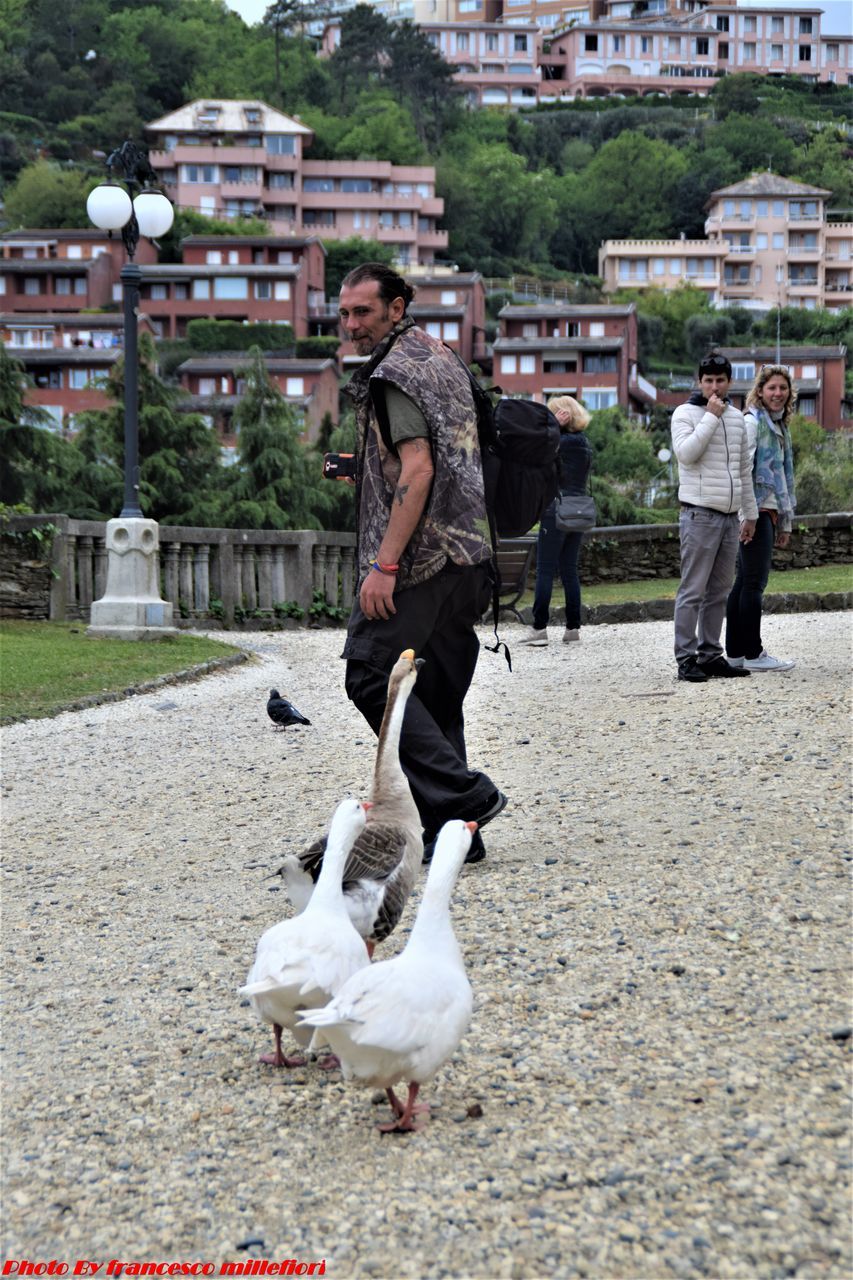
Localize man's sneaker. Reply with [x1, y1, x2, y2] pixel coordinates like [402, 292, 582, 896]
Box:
[697, 655, 751, 678]
[677, 657, 708, 683]
[727, 655, 745, 668]
[562, 628, 580, 643]
[518, 626, 548, 646]
[422, 790, 508, 864]
[742, 651, 796, 672]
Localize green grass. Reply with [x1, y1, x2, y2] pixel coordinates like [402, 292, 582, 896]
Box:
[0, 622, 243, 724]
[516, 563, 853, 611]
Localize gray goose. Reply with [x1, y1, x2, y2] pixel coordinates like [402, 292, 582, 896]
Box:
[278, 649, 424, 954]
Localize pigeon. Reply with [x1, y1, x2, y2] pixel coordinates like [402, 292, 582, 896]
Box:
[267, 688, 310, 730]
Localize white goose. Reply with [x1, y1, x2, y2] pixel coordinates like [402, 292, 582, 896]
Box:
[240, 797, 371, 1068]
[298, 819, 476, 1132]
[279, 649, 423, 955]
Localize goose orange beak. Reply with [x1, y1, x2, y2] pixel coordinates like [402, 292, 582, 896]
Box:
[400, 648, 415, 660]
[465, 821, 478, 833]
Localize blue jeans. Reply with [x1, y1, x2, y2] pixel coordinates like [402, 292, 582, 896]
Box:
[532, 506, 583, 631]
[725, 511, 775, 660]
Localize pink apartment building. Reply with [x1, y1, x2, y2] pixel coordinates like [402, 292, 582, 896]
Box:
[0, 229, 157, 314]
[599, 173, 853, 312]
[539, 1, 853, 100]
[493, 301, 657, 412]
[145, 100, 448, 267]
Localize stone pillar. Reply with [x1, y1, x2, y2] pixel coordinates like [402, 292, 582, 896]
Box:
[194, 545, 210, 614]
[93, 537, 108, 603]
[340, 546, 356, 609]
[87, 517, 176, 639]
[242, 546, 257, 611]
[257, 545, 273, 611]
[313, 544, 327, 598]
[233, 544, 245, 614]
[272, 546, 286, 605]
[163, 542, 180, 610]
[325, 545, 340, 606]
[179, 544, 194, 616]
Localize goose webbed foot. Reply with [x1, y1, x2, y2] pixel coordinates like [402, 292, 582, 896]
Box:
[258, 1024, 306, 1068]
[316, 1053, 341, 1071]
[379, 1083, 428, 1132]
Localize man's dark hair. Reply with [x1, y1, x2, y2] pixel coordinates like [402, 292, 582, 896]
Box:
[340, 262, 415, 308]
[698, 350, 732, 379]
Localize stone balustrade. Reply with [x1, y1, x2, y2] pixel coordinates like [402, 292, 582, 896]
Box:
[0, 516, 357, 627]
[1, 512, 850, 628]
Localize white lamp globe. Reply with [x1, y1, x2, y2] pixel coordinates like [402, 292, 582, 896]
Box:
[87, 183, 132, 231]
[657, 447, 672, 463]
[133, 190, 174, 239]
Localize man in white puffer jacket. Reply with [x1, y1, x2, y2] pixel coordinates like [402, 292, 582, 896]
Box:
[671, 351, 758, 683]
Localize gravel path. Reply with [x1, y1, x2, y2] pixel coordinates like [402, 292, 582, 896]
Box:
[2, 612, 851, 1279]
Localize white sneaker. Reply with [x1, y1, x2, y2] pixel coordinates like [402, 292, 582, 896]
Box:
[742, 651, 795, 672]
[562, 628, 580, 643]
[518, 626, 548, 646]
[726, 656, 744, 668]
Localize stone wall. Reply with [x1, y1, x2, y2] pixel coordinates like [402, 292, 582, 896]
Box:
[0, 527, 56, 620]
[580, 513, 853, 586]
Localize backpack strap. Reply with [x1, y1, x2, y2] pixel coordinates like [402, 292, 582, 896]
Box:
[443, 345, 512, 671]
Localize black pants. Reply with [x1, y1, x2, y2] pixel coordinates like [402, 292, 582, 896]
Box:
[725, 511, 775, 660]
[342, 562, 497, 838]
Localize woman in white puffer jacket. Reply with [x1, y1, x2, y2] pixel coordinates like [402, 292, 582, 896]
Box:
[670, 352, 758, 683]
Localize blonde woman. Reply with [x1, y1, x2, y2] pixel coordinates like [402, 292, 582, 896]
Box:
[725, 364, 797, 672]
[519, 395, 593, 646]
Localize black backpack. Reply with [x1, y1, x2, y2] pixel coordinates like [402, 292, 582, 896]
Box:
[455, 357, 562, 666]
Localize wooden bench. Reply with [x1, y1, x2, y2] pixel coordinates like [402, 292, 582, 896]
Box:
[492, 535, 536, 623]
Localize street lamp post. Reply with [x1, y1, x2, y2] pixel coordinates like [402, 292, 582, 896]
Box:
[775, 264, 784, 365]
[85, 142, 179, 640]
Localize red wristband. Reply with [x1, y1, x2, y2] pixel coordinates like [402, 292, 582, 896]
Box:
[370, 560, 399, 575]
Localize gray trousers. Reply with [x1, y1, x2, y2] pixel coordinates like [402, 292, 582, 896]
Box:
[673, 507, 740, 664]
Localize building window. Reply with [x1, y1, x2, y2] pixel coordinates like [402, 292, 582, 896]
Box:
[543, 360, 577, 374]
[206, 251, 223, 265]
[583, 354, 617, 373]
[589, 322, 605, 337]
[0, 276, 5, 295]
[341, 178, 371, 193]
[55, 277, 71, 295]
[486, 33, 499, 51]
[174, 284, 188, 300]
[198, 377, 216, 395]
[150, 284, 168, 300]
[744, 15, 756, 33]
[771, 16, 784, 34]
[696, 37, 709, 56]
[799, 17, 813, 34]
[799, 45, 812, 62]
[826, 42, 839, 61]
[719, 42, 729, 59]
[731, 362, 755, 380]
[801, 364, 817, 379]
[456, 31, 469, 51]
[641, 36, 651, 53]
[212, 277, 248, 300]
[756, 233, 768, 250]
[798, 396, 816, 415]
[771, 44, 783, 60]
[426, 322, 441, 340]
[744, 42, 756, 59]
[277, 251, 294, 264]
[612, 35, 622, 52]
[255, 281, 271, 299]
[192, 280, 210, 300]
[514, 34, 527, 52]
[584, 390, 617, 410]
[790, 201, 819, 218]
[716, 15, 729, 32]
[69, 368, 94, 390]
[653, 259, 666, 276]
[66, 245, 83, 260]
[303, 211, 335, 227]
[584, 34, 598, 52]
[274, 281, 291, 301]
[669, 259, 682, 274]
[266, 134, 296, 155]
[443, 322, 460, 342]
[757, 201, 769, 217]
[500, 355, 518, 375]
[303, 177, 335, 192]
[286, 377, 304, 396]
[182, 164, 218, 183]
[519, 354, 535, 374]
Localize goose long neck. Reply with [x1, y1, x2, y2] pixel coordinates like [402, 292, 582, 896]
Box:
[311, 833, 351, 912]
[408, 868, 459, 952]
[372, 674, 414, 804]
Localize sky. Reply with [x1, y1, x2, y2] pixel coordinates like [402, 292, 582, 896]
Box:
[224, 0, 853, 35]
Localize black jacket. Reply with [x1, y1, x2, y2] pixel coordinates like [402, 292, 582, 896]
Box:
[558, 430, 593, 496]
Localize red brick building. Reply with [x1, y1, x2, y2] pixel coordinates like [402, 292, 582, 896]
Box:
[493, 301, 656, 413]
[176, 354, 340, 446]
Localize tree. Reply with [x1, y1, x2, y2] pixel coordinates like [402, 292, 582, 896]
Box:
[333, 90, 426, 165]
[323, 237, 395, 297]
[585, 406, 657, 484]
[684, 312, 735, 365]
[327, 4, 390, 112]
[385, 20, 457, 150]
[218, 348, 325, 530]
[3, 159, 91, 229]
[73, 335, 224, 525]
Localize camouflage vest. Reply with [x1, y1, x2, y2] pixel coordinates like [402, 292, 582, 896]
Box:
[346, 317, 491, 590]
